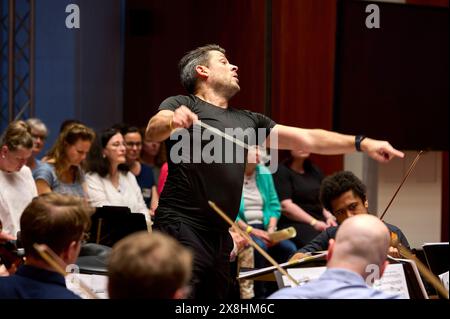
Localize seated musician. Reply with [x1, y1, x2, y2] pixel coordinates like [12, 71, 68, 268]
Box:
[290, 171, 410, 261]
[0, 193, 92, 299]
[269, 214, 401, 299]
[236, 146, 296, 298]
[107, 231, 192, 299]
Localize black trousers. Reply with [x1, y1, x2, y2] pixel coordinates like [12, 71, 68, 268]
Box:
[154, 221, 234, 299]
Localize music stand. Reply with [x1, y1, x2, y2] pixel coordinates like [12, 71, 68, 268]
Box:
[88, 206, 148, 247]
[239, 252, 327, 283]
[422, 242, 449, 278]
[273, 256, 428, 299]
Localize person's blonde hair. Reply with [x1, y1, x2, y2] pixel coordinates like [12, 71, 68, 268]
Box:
[45, 123, 95, 181]
[0, 120, 33, 151]
[108, 231, 192, 299]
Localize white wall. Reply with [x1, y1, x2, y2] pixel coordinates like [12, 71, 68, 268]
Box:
[377, 151, 442, 249]
[345, 151, 442, 249]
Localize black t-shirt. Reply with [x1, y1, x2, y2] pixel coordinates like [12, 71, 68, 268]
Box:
[155, 95, 276, 232]
[273, 162, 325, 220]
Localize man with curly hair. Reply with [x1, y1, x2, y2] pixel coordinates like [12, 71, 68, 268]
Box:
[290, 171, 409, 261]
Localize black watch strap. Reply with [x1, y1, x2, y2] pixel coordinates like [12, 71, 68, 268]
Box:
[355, 135, 366, 152]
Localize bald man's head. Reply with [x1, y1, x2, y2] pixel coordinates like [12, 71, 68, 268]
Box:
[328, 214, 391, 275]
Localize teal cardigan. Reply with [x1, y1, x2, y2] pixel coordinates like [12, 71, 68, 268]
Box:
[236, 165, 281, 229]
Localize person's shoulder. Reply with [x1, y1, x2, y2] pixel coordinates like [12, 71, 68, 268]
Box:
[0, 276, 17, 298]
[19, 164, 33, 176]
[256, 164, 271, 175]
[235, 109, 270, 120]
[384, 222, 402, 233]
[268, 287, 303, 299]
[85, 172, 101, 181]
[159, 95, 195, 109]
[140, 162, 153, 172]
[278, 163, 293, 174]
[33, 161, 53, 173]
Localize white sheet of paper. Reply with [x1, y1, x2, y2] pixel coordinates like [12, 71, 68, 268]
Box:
[238, 252, 327, 280]
[373, 263, 409, 299]
[66, 273, 109, 299]
[439, 271, 449, 292]
[283, 267, 327, 287]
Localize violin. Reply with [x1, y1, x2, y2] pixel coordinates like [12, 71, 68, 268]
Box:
[390, 231, 448, 299]
[0, 240, 24, 274]
[383, 151, 448, 299]
[0, 220, 24, 274]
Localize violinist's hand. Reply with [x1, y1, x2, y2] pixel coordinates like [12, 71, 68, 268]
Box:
[326, 217, 338, 227]
[313, 220, 328, 232]
[289, 252, 308, 263]
[0, 264, 9, 277]
[388, 246, 401, 258]
[0, 231, 15, 243]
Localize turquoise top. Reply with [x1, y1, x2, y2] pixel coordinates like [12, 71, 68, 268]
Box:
[237, 164, 281, 229]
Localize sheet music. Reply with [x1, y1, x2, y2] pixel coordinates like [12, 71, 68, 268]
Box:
[280, 263, 413, 298]
[439, 271, 449, 292]
[238, 252, 327, 280]
[66, 273, 109, 299]
[283, 267, 327, 287]
[386, 256, 429, 299]
[373, 263, 409, 299]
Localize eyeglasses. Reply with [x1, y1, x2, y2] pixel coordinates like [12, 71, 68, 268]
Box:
[125, 142, 142, 148]
[32, 134, 47, 141]
[80, 232, 90, 244]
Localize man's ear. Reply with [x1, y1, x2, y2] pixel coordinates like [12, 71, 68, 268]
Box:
[364, 200, 369, 208]
[62, 240, 81, 265]
[327, 239, 335, 261]
[173, 287, 187, 299]
[195, 65, 209, 78]
[1, 145, 9, 157]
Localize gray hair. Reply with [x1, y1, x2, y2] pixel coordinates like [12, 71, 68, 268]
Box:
[179, 44, 225, 94]
[26, 118, 48, 136]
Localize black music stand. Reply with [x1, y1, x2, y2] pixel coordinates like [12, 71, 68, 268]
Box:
[422, 242, 449, 278]
[88, 206, 148, 248]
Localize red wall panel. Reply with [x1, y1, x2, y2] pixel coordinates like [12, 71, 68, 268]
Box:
[123, 0, 265, 127]
[271, 0, 343, 175]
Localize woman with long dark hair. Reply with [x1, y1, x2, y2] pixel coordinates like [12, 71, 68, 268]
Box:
[85, 128, 150, 222]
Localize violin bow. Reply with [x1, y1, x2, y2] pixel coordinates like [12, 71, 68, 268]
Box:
[380, 150, 424, 220]
[380, 151, 448, 299]
[33, 243, 98, 299]
[208, 201, 299, 286]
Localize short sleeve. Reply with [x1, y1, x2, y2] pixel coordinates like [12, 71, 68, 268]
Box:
[253, 112, 276, 131]
[158, 95, 193, 112]
[32, 163, 55, 188]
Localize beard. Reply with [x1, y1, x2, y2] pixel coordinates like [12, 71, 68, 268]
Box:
[213, 81, 240, 100]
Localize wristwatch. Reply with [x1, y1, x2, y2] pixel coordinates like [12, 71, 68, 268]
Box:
[355, 135, 366, 152]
